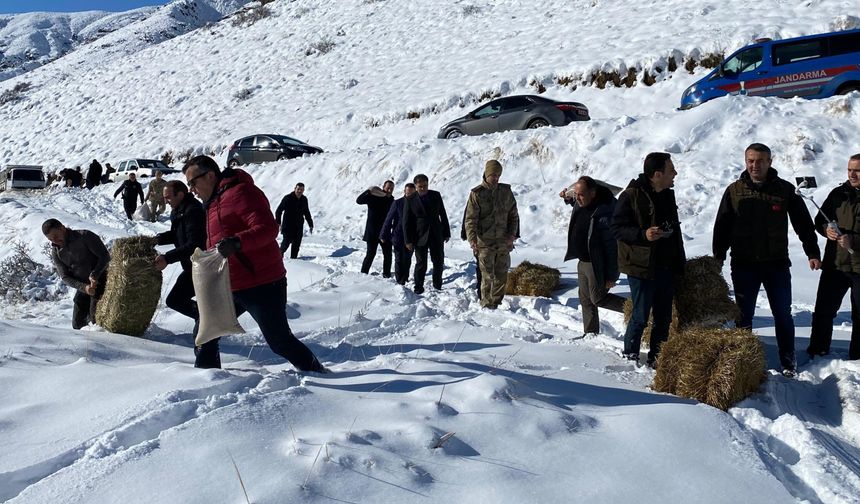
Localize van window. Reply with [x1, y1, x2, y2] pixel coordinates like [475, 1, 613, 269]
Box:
[723, 47, 764, 74]
[829, 32, 860, 57]
[773, 39, 825, 65]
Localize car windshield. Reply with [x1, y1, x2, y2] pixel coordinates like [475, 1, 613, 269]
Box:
[11, 169, 44, 181]
[138, 160, 172, 171]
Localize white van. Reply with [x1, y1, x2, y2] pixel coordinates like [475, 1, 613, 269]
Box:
[5, 165, 47, 189]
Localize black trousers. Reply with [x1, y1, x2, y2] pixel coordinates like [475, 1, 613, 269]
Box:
[809, 269, 860, 359]
[361, 237, 392, 277]
[71, 273, 106, 329]
[413, 240, 444, 292]
[393, 244, 413, 285]
[280, 231, 303, 259]
[233, 278, 323, 371]
[166, 270, 221, 368]
[123, 200, 138, 220]
[473, 253, 483, 300]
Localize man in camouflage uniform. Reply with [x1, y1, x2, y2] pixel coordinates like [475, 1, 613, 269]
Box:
[145, 170, 168, 222]
[464, 160, 519, 309]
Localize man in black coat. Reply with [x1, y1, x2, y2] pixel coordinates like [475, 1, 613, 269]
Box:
[612, 153, 686, 368]
[561, 176, 624, 335]
[381, 182, 416, 285]
[86, 159, 103, 189]
[713, 143, 821, 377]
[113, 173, 145, 219]
[403, 173, 451, 294]
[154, 180, 215, 368]
[42, 219, 110, 329]
[357, 180, 395, 277]
[275, 183, 314, 259]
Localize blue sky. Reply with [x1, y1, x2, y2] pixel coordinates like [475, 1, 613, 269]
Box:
[0, 1, 169, 14]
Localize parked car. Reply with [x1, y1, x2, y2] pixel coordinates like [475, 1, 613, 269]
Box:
[437, 95, 590, 139]
[110, 159, 178, 182]
[3, 165, 47, 190]
[226, 134, 324, 167]
[680, 28, 860, 109]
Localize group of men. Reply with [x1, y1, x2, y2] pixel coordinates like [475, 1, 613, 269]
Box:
[58, 159, 115, 188]
[42, 146, 860, 376]
[563, 144, 860, 377]
[44, 155, 326, 372]
[276, 162, 520, 308]
[112, 170, 168, 222]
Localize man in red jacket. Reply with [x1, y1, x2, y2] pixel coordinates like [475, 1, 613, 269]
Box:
[182, 155, 325, 372]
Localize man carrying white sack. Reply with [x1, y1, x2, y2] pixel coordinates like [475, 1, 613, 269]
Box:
[153, 180, 216, 368]
[182, 155, 326, 373]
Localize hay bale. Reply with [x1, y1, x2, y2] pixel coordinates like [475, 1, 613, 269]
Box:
[96, 236, 162, 337]
[620, 256, 736, 345]
[505, 261, 560, 297]
[674, 256, 739, 329]
[652, 327, 766, 410]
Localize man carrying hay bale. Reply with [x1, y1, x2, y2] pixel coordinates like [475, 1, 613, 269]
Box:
[713, 143, 821, 378]
[808, 154, 860, 361]
[612, 152, 686, 367]
[561, 175, 624, 334]
[182, 155, 326, 373]
[465, 160, 519, 309]
[42, 219, 110, 329]
[153, 180, 215, 367]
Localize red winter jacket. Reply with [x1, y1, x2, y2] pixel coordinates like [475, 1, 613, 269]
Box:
[205, 168, 285, 291]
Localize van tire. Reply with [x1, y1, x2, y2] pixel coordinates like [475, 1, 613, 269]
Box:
[837, 83, 860, 95]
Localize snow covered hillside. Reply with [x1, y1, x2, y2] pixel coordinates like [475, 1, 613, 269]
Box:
[1, 0, 860, 503]
[0, 0, 250, 82]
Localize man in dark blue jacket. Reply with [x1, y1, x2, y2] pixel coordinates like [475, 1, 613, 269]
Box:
[357, 181, 395, 277]
[154, 180, 214, 367]
[380, 182, 416, 285]
[275, 183, 314, 259]
[403, 174, 451, 294]
[561, 176, 624, 335]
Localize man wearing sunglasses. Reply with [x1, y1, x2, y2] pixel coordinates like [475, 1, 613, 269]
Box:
[182, 156, 326, 373]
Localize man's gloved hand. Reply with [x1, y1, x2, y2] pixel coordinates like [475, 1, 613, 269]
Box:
[216, 236, 241, 258]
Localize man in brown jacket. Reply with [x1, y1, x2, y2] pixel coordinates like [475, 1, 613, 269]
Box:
[42, 219, 111, 329]
[464, 160, 519, 309]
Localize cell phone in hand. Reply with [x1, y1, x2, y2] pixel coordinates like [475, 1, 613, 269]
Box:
[795, 176, 817, 189]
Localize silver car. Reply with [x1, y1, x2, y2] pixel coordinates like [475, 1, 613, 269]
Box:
[437, 95, 589, 139]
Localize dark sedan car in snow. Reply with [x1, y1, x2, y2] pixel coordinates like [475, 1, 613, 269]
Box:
[227, 134, 323, 167]
[437, 95, 589, 139]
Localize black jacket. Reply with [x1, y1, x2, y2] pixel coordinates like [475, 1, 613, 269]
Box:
[156, 196, 206, 271]
[114, 180, 145, 205]
[87, 161, 103, 185]
[815, 181, 860, 273]
[357, 189, 394, 242]
[611, 174, 686, 279]
[713, 168, 820, 268]
[403, 190, 451, 247]
[564, 184, 619, 287]
[275, 193, 313, 237]
[50, 229, 110, 293]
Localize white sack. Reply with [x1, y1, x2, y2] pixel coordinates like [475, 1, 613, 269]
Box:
[191, 247, 244, 345]
[133, 204, 151, 221]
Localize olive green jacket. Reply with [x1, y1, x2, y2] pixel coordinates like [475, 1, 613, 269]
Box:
[464, 182, 519, 248]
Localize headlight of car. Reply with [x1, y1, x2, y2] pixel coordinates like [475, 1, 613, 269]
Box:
[683, 85, 697, 99]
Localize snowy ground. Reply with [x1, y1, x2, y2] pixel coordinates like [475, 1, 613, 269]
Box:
[2, 0, 860, 502]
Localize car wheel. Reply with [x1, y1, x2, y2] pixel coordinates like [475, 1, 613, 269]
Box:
[527, 118, 549, 129]
[445, 129, 463, 139]
[277, 154, 288, 161]
[837, 83, 860, 95]
[228, 159, 240, 168]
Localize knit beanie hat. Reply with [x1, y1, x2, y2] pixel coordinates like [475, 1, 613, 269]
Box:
[484, 159, 503, 179]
